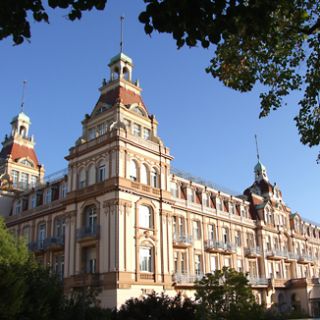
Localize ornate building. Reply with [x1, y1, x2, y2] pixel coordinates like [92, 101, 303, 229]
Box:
[1, 51, 320, 316]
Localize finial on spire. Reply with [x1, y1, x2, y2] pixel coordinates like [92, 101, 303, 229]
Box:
[20, 80, 27, 112]
[120, 15, 125, 53]
[254, 134, 260, 161]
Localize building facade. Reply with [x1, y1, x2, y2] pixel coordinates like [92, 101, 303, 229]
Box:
[1, 51, 320, 316]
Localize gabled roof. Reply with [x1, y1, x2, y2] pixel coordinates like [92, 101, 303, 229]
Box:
[0, 142, 39, 167]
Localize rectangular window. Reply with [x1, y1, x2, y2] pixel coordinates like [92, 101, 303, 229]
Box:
[187, 188, 194, 202]
[45, 188, 52, 204]
[133, 123, 141, 137]
[229, 202, 235, 214]
[140, 247, 153, 272]
[208, 224, 215, 241]
[139, 205, 152, 229]
[203, 193, 209, 207]
[97, 123, 106, 136]
[60, 183, 67, 198]
[15, 200, 22, 214]
[12, 170, 19, 187]
[216, 197, 222, 211]
[143, 128, 151, 140]
[194, 254, 201, 274]
[235, 230, 241, 247]
[89, 258, 96, 273]
[193, 221, 201, 240]
[249, 261, 257, 277]
[88, 128, 95, 140]
[180, 252, 186, 274]
[174, 252, 178, 273]
[222, 227, 229, 244]
[30, 194, 36, 208]
[179, 217, 185, 236]
[170, 183, 178, 198]
[30, 175, 37, 188]
[237, 259, 243, 273]
[20, 173, 28, 189]
[210, 256, 217, 273]
[224, 257, 231, 267]
[38, 223, 46, 249]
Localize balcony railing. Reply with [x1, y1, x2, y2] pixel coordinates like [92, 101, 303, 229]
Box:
[205, 240, 236, 252]
[44, 236, 65, 250]
[298, 254, 314, 263]
[173, 234, 193, 245]
[28, 240, 45, 252]
[244, 247, 261, 257]
[76, 225, 100, 240]
[174, 273, 204, 284]
[248, 277, 269, 286]
[266, 249, 288, 258]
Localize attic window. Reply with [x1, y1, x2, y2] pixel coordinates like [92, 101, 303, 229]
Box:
[20, 159, 34, 168]
[132, 106, 146, 117]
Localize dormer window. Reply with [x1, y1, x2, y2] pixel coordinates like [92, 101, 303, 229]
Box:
[20, 159, 34, 167]
[132, 106, 146, 117]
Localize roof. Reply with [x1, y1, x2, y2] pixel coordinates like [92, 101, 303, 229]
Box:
[254, 160, 266, 172]
[109, 52, 133, 66]
[0, 142, 39, 167]
[11, 112, 30, 123]
[98, 86, 148, 113]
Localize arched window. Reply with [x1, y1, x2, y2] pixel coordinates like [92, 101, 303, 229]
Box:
[123, 67, 130, 81]
[19, 126, 27, 137]
[88, 164, 95, 186]
[139, 245, 153, 272]
[79, 168, 86, 188]
[139, 205, 152, 229]
[129, 160, 138, 181]
[141, 164, 148, 185]
[151, 167, 158, 188]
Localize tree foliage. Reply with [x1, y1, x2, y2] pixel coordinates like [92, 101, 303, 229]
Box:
[139, 0, 320, 157]
[0, 216, 29, 264]
[1, 0, 320, 156]
[0, 0, 107, 44]
[195, 267, 265, 320]
[115, 292, 196, 320]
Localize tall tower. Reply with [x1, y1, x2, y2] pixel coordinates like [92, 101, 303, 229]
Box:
[0, 111, 44, 193]
[64, 51, 174, 307]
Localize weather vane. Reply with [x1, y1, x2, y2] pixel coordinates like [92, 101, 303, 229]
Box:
[120, 15, 125, 53]
[254, 134, 260, 161]
[20, 80, 27, 113]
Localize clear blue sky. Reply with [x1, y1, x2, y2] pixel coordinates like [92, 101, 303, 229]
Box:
[0, 0, 319, 221]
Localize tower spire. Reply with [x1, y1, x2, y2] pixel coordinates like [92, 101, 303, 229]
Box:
[254, 134, 260, 161]
[120, 15, 124, 53]
[20, 80, 27, 113]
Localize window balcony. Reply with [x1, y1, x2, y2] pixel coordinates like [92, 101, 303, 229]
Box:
[173, 234, 193, 247]
[72, 273, 101, 288]
[265, 249, 287, 260]
[76, 225, 100, 242]
[286, 252, 299, 261]
[298, 254, 314, 264]
[173, 273, 204, 284]
[205, 241, 236, 254]
[28, 240, 45, 252]
[248, 277, 269, 287]
[244, 247, 261, 258]
[44, 236, 65, 251]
